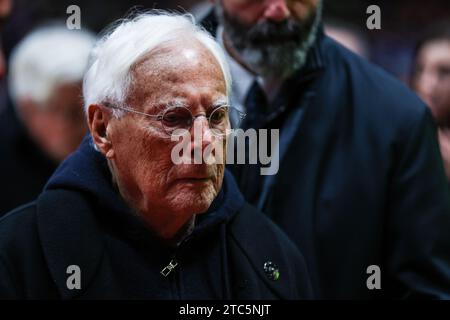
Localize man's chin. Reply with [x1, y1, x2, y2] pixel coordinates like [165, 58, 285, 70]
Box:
[172, 199, 213, 216]
[217, 0, 323, 78]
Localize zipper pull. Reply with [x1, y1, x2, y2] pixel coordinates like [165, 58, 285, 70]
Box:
[160, 258, 178, 277]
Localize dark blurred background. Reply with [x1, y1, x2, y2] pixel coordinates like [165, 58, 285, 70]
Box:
[2, 0, 449, 81]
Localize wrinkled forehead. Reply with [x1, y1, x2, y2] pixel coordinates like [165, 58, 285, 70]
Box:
[126, 38, 226, 110]
[135, 37, 220, 70]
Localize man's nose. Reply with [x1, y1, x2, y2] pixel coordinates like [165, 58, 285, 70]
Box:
[264, 0, 291, 22]
[191, 117, 214, 149]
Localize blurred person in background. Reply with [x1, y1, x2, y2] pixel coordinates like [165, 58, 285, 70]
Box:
[411, 22, 450, 180]
[203, 0, 450, 299]
[0, 25, 95, 216]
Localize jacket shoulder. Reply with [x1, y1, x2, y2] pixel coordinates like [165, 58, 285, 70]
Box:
[321, 36, 432, 136]
[228, 203, 313, 299]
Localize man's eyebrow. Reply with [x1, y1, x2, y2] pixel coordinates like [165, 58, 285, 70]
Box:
[211, 98, 228, 108]
[147, 99, 188, 113]
[149, 98, 228, 113]
[166, 99, 189, 108]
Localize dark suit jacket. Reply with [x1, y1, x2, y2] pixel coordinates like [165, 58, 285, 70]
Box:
[202, 12, 450, 299]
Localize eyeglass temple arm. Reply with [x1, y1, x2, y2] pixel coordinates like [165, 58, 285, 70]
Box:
[103, 103, 161, 119]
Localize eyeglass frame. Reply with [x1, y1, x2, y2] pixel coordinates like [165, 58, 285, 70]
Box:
[102, 102, 246, 138]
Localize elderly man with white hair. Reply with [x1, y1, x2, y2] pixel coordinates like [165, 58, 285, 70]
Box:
[0, 25, 95, 215]
[0, 12, 312, 300]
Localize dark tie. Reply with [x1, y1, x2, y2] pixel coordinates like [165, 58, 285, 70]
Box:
[229, 80, 270, 205]
[241, 80, 269, 130]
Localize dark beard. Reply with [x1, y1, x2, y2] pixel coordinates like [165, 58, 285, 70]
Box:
[215, 1, 323, 78]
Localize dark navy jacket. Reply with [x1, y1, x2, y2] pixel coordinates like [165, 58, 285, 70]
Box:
[202, 12, 450, 299]
[0, 137, 312, 299]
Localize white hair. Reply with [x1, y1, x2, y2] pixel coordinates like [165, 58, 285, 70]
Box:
[9, 25, 96, 107]
[83, 11, 232, 116]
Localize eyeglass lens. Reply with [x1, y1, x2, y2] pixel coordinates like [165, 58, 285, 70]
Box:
[161, 106, 242, 136]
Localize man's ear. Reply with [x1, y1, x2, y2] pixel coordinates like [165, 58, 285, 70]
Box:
[87, 104, 114, 158]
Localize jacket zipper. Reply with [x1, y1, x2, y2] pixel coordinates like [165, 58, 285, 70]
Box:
[161, 255, 182, 299]
[160, 233, 193, 277]
[160, 257, 178, 277]
[160, 235, 192, 299]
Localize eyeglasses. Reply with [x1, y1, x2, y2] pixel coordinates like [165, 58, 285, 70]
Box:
[104, 103, 246, 137]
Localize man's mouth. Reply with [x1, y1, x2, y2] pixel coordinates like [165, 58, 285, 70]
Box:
[169, 164, 216, 185]
[178, 177, 212, 183]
